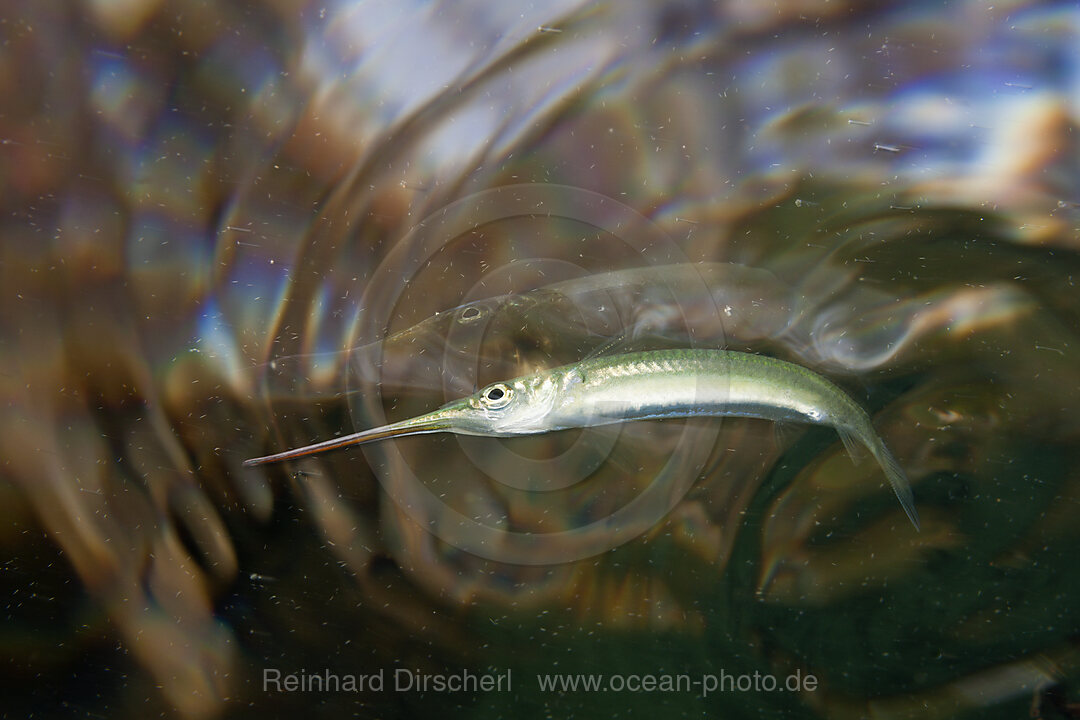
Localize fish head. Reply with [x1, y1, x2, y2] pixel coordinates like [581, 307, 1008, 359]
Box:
[437, 371, 559, 436]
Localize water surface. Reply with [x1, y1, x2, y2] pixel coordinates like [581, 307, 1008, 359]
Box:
[1, 1, 1078, 718]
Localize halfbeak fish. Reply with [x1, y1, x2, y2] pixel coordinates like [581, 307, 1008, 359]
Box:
[244, 349, 919, 529]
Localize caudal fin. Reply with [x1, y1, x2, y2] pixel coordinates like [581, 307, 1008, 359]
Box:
[838, 427, 920, 531]
[874, 439, 920, 530]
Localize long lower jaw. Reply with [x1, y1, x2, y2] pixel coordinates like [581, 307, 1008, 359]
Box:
[242, 415, 452, 467]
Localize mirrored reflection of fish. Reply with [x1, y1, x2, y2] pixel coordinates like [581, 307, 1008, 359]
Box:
[260, 262, 794, 398]
[245, 349, 919, 529]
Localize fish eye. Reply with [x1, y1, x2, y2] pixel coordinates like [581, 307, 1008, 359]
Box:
[481, 383, 512, 409]
[458, 305, 484, 323]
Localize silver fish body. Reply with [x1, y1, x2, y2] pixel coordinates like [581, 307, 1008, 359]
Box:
[245, 349, 919, 528]
[531, 351, 848, 430]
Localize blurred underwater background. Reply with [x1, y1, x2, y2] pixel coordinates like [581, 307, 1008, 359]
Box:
[1, 0, 1079, 717]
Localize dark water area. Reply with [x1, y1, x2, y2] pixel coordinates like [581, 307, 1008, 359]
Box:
[1, 1, 1079, 718]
